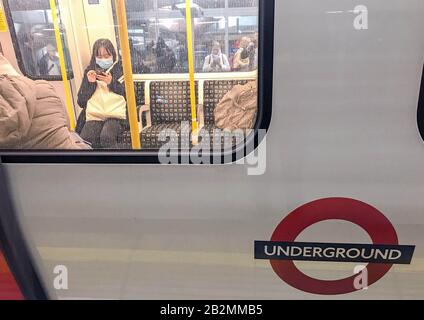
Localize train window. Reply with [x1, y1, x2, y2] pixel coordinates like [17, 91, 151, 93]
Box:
[0, 0, 273, 163]
[3, 0, 73, 80]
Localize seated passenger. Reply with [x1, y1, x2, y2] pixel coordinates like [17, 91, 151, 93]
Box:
[202, 42, 230, 73]
[76, 39, 128, 149]
[232, 37, 251, 72]
[174, 40, 188, 72]
[17, 26, 38, 76]
[141, 41, 157, 73]
[0, 54, 89, 149]
[155, 37, 176, 73]
[246, 34, 258, 71]
[129, 38, 149, 74]
[38, 43, 61, 76]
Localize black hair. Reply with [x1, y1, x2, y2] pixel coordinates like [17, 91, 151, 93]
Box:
[89, 39, 117, 67]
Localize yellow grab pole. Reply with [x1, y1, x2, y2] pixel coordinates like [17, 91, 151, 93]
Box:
[114, 0, 141, 150]
[49, 0, 75, 131]
[185, 0, 198, 143]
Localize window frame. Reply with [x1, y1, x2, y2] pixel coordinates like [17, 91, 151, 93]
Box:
[0, 0, 274, 164]
[2, 0, 74, 81]
[417, 64, 424, 144]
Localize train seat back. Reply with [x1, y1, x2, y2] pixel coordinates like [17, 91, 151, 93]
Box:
[202, 79, 249, 126]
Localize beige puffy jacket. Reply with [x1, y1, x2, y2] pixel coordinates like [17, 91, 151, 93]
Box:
[0, 56, 90, 150]
[214, 81, 257, 131]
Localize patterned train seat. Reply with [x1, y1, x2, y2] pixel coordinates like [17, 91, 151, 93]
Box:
[140, 81, 198, 149]
[121, 81, 145, 148]
[201, 79, 253, 150]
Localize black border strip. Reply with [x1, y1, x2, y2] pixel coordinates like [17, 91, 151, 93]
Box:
[417, 64, 424, 143]
[2, 0, 74, 82]
[0, 0, 274, 164]
[0, 159, 49, 300]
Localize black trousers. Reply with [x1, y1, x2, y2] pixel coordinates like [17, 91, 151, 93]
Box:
[80, 119, 126, 149]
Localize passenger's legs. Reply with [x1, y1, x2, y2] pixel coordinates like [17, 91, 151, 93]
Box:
[80, 121, 104, 148]
[100, 118, 125, 149]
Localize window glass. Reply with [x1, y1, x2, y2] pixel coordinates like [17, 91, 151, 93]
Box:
[6, 0, 72, 79]
[121, 0, 259, 74]
[228, 0, 258, 8]
[122, 0, 184, 73]
[0, 0, 267, 155]
[109, 0, 260, 153]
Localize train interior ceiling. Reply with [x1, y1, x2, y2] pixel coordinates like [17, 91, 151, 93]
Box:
[0, 0, 261, 151]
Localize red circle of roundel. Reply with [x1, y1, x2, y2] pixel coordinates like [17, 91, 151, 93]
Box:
[270, 198, 399, 295]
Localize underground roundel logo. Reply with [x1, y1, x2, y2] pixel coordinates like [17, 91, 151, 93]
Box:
[254, 198, 415, 295]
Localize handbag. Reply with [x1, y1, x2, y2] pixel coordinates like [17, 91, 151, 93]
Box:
[86, 62, 127, 122]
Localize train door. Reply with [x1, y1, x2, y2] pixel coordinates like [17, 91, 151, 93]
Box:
[5, 0, 424, 302]
[0, 0, 270, 299]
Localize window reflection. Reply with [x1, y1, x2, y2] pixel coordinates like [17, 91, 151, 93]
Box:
[8, 0, 72, 79]
[228, 0, 258, 8]
[120, 0, 259, 74]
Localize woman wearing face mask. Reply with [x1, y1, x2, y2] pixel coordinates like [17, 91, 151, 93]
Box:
[202, 42, 230, 73]
[76, 39, 127, 149]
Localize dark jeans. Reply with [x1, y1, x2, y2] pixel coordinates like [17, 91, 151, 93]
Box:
[80, 119, 126, 149]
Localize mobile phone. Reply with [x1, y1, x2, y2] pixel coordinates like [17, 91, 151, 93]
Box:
[95, 67, 106, 75]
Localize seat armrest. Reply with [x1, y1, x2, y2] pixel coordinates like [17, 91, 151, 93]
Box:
[197, 104, 205, 130]
[139, 105, 152, 131]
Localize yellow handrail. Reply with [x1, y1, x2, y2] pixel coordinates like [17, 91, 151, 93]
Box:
[114, 0, 141, 150]
[185, 0, 198, 143]
[49, 0, 75, 131]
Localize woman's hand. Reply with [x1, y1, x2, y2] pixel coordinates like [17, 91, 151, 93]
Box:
[87, 70, 97, 83]
[96, 72, 112, 85]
